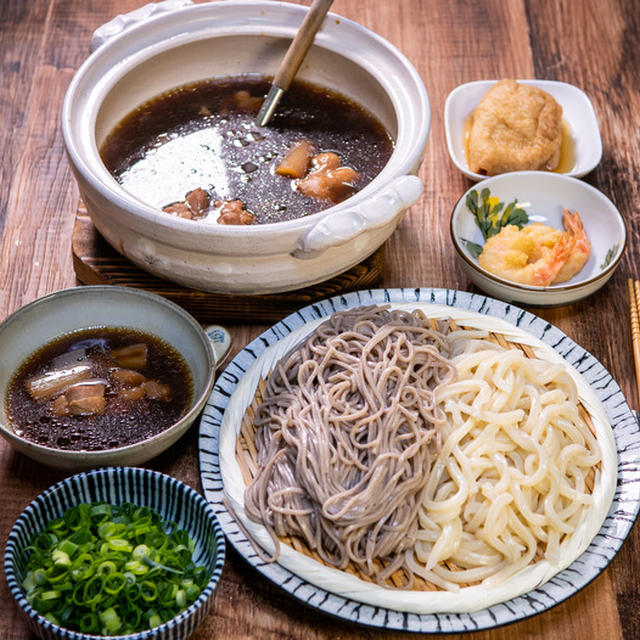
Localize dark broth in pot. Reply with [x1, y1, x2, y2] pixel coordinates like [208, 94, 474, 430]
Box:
[6, 328, 193, 451]
[99, 76, 394, 224]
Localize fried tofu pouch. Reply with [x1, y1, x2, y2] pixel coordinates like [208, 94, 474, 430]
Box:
[467, 79, 562, 175]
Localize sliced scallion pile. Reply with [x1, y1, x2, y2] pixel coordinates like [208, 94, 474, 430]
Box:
[20, 502, 210, 636]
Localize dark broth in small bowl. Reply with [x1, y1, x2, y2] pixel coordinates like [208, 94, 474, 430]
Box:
[6, 327, 193, 452]
[99, 75, 394, 225]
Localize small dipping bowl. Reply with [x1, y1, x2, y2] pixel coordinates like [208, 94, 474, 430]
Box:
[5, 466, 226, 640]
[450, 172, 626, 306]
[0, 286, 220, 470]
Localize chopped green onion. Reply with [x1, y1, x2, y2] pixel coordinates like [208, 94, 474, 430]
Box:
[132, 544, 151, 560]
[44, 612, 59, 625]
[185, 583, 201, 602]
[140, 580, 158, 602]
[51, 549, 71, 566]
[103, 573, 127, 595]
[141, 554, 183, 575]
[148, 611, 162, 629]
[124, 559, 149, 575]
[79, 611, 100, 634]
[32, 568, 47, 586]
[89, 504, 113, 524]
[97, 560, 118, 576]
[33, 589, 61, 613]
[100, 606, 122, 634]
[58, 539, 78, 557]
[44, 563, 69, 583]
[71, 552, 95, 581]
[63, 505, 86, 530]
[33, 532, 57, 552]
[82, 575, 104, 606]
[20, 502, 210, 635]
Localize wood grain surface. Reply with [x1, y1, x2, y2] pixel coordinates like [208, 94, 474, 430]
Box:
[1, 1, 639, 638]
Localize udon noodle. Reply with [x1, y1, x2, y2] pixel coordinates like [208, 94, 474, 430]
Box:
[406, 338, 601, 590]
[244, 306, 457, 583]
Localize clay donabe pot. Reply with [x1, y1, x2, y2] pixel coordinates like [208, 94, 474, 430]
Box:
[62, 0, 429, 294]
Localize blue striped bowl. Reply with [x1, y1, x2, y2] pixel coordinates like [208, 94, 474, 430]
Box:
[4, 467, 226, 640]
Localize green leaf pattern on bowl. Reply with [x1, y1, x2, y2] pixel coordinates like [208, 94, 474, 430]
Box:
[465, 188, 529, 242]
[600, 244, 619, 270]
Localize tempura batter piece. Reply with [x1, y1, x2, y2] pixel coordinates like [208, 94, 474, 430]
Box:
[467, 79, 562, 175]
[478, 209, 590, 286]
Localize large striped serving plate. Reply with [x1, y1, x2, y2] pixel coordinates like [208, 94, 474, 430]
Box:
[198, 288, 640, 633]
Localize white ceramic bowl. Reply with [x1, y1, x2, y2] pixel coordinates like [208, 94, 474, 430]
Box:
[0, 286, 228, 470]
[444, 79, 602, 181]
[450, 172, 626, 306]
[62, 0, 430, 294]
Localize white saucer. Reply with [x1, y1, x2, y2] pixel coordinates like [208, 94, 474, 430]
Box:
[444, 79, 602, 181]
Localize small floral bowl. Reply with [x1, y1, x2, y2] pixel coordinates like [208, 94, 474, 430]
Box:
[4, 466, 226, 640]
[450, 172, 626, 306]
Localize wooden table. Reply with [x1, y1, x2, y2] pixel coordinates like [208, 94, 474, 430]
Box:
[1, 0, 639, 638]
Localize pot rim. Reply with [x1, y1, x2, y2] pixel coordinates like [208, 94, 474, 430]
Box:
[62, 0, 430, 239]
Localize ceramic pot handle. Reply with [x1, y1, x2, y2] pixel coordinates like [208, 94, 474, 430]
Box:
[291, 175, 424, 259]
[203, 325, 232, 372]
[90, 0, 194, 53]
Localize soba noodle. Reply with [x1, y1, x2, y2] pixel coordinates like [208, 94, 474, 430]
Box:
[406, 341, 601, 590]
[244, 306, 457, 583]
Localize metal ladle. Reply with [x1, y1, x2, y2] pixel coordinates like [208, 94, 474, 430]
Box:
[255, 0, 334, 127]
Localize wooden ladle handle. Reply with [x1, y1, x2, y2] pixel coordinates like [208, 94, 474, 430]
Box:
[273, 0, 334, 90]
